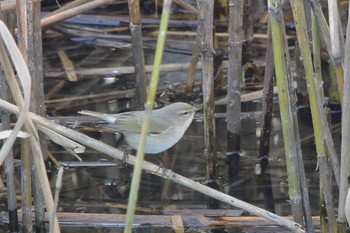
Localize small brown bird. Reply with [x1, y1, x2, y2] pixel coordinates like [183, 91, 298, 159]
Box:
[79, 102, 196, 154]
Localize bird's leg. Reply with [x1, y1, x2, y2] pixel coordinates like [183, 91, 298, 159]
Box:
[155, 154, 165, 170]
[115, 145, 130, 168]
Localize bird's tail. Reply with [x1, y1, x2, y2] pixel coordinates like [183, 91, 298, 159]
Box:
[78, 110, 116, 124]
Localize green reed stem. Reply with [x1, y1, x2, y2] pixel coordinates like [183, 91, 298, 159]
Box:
[124, 1, 172, 232]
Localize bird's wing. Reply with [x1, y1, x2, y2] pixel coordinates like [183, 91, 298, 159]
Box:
[148, 114, 171, 134]
[104, 112, 143, 133]
[106, 111, 170, 134]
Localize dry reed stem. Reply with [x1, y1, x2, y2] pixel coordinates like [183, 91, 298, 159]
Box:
[338, 0, 350, 226]
[0, 20, 60, 232]
[268, 0, 313, 229]
[128, 0, 147, 109]
[196, 0, 217, 180]
[226, 0, 243, 152]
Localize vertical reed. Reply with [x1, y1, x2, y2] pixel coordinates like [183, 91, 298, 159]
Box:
[284, 3, 315, 232]
[307, 0, 344, 104]
[17, 0, 47, 231]
[258, 22, 275, 212]
[328, 0, 343, 62]
[290, 1, 337, 232]
[128, 0, 147, 110]
[21, 138, 32, 233]
[243, 0, 253, 60]
[16, 2, 33, 232]
[196, 0, 216, 179]
[1, 101, 19, 232]
[32, 0, 47, 231]
[123, 1, 172, 232]
[185, 28, 200, 93]
[0, 18, 60, 233]
[312, 10, 336, 232]
[0, 7, 19, 232]
[268, 0, 313, 230]
[338, 1, 350, 231]
[226, 0, 243, 153]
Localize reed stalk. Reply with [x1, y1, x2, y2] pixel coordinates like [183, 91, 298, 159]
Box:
[0, 9, 19, 232]
[128, 0, 147, 110]
[226, 0, 243, 153]
[185, 28, 200, 93]
[290, 0, 336, 231]
[50, 167, 64, 233]
[124, 0, 172, 232]
[327, 0, 344, 109]
[311, 11, 327, 232]
[283, 5, 313, 232]
[338, 0, 350, 230]
[0, 20, 60, 232]
[307, 0, 344, 104]
[268, 0, 312, 229]
[327, 0, 343, 63]
[19, 0, 47, 230]
[258, 22, 275, 212]
[17, 3, 35, 231]
[1, 106, 19, 232]
[196, 0, 217, 180]
[21, 138, 32, 233]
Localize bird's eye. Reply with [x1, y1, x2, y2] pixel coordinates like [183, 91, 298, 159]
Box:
[183, 111, 189, 116]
